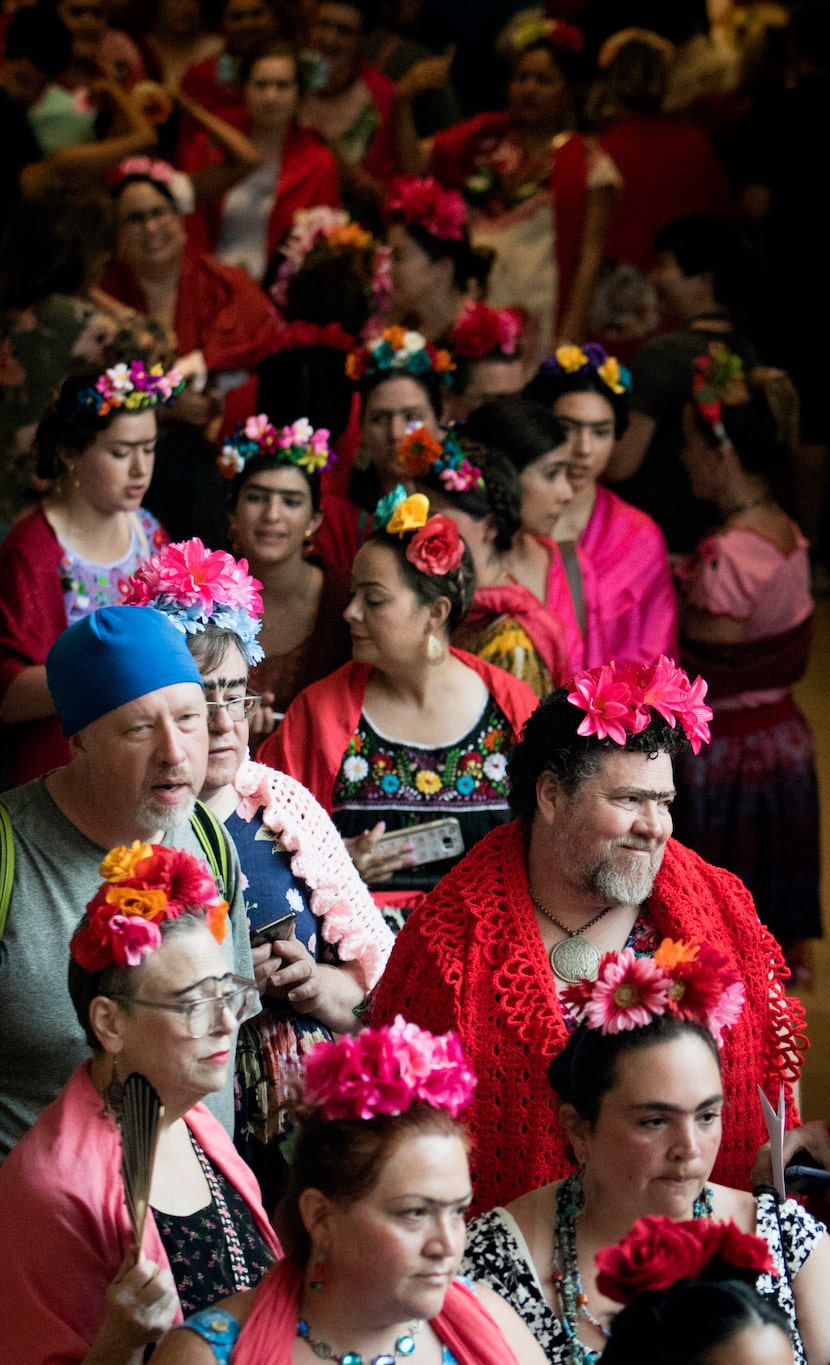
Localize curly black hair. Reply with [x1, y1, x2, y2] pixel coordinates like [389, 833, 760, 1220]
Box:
[413, 439, 521, 553]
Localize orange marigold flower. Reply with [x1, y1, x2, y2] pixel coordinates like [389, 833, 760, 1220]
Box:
[433, 349, 455, 373]
[104, 885, 169, 921]
[386, 326, 407, 350]
[205, 899, 229, 944]
[398, 425, 443, 476]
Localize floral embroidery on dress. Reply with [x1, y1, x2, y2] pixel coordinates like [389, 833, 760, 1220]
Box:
[333, 697, 513, 813]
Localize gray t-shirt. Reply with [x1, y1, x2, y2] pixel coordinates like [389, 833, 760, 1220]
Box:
[0, 778, 253, 1160]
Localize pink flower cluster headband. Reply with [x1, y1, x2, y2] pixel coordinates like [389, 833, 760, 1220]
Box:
[374, 486, 465, 576]
[386, 175, 467, 242]
[71, 843, 229, 972]
[449, 301, 524, 361]
[77, 361, 185, 417]
[563, 938, 745, 1045]
[217, 414, 335, 482]
[567, 657, 713, 753]
[303, 1016, 477, 1121]
[112, 155, 176, 189]
[121, 537, 265, 665]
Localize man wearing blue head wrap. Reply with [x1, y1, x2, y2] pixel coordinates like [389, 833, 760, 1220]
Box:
[0, 606, 254, 1159]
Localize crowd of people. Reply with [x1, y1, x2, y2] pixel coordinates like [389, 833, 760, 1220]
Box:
[0, 0, 828, 1361]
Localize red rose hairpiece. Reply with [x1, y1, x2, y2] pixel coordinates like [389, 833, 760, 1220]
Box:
[71, 843, 229, 972]
[562, 938, 745, 1044]
[303, 1015, 477, 1121]
[450, 301, 525, 362]
[406, 513, 465, 576]
[692, 343, 749, 443]
[566, 656, 712, 754]
[386, 176, 467, 241]
[595, 1216, 776, 1305]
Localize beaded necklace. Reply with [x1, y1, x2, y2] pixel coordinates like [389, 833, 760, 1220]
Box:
[551, 1172, 714, 1364]
[296, 1317, 422, 1363]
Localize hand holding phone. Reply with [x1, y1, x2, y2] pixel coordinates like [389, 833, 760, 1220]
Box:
[250, 909, 297, 948]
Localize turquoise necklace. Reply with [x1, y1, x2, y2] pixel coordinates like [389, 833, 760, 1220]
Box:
[296, 1317, 422, 1364]
[551, 1172, 714, 1365]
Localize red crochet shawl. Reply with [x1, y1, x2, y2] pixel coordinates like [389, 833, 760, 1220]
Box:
[370, 820, 807, 1216]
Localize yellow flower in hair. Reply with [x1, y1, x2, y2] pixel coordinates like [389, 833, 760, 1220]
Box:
[100, 841, 153, 882]
[598, 356, 626, 394]
[555, 344, 588, 372]
[296, 447, 329, 473]
[386, 493, 430, 536]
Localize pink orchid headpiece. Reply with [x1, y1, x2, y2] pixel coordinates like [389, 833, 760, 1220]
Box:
[562, 938, 745, 1044]
[303, 1016, 477, 1121]
[449, 301, 524, 362]
[595, 1215, 776, 1306]
[76, 361, 185, 418]
[217, 414, 336, 485]
[121, 537, 265, 666]
[71, 843, 229, 972]
[386, 175, 467, 242]
[566, 657, 713, 754]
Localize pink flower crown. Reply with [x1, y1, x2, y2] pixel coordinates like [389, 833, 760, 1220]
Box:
[217, 414, 336, 483]
[375, 487, 466, 576]
[449, 301, 524, 362]
[567, 657, 713, 754]
[71, 843, 229, 973]
[77, 361, 185, 418]
[386, 175, 467, 242]
[270, 206, 383, 325]
[692, 343, 749, 444]
[121, 537, 265, 666]
[111, 155, 176, 190]
[595, 1215, 776, 1306]
[398, 424, 485, 494]
[302, 1016, 477, 1121]
[563, 938, 745, 1045]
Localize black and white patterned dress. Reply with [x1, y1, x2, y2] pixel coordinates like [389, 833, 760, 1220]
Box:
[462, 1191, 825, 1364]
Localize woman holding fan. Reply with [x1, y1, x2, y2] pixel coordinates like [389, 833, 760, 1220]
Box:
[0, 845, 278, 1365]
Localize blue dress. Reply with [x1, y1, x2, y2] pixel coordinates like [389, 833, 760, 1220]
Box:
[180, 1308, 461, 1361]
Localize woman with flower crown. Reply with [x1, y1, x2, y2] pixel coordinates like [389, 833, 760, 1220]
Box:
[526, 342, 677, 670]
[0, 843, 279, 1365]
[314, 327, 451, 573]
[462, 939, 830, 1364]
[397, 424, 571, 697]
[385, 176, 491, 344]
[672, 350, 821, 986]
[216, 415, 353, 731]
[258, 489, 537, 922]
[152, 1020, 549, 1365]
[123, 530, 393, 1210]
[0, 361, 180, 788]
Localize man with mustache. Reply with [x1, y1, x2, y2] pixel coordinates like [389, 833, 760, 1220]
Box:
[370, 661, 807, 1215]
[0, 606, 252, 1159]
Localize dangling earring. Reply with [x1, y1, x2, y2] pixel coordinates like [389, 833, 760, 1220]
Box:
[426, 633, 445, 664]
[102, 1056, 124, 1122]
[308, 1257, 329, 1293]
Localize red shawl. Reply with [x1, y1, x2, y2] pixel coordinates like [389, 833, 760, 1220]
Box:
[232, 1260, 521, 1365]
[256, 651, 539, 814]
[370, 821, 807, 1215]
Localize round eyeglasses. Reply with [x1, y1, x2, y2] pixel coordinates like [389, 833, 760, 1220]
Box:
[204, 695, 261, 723]
[108, 974, 260, 1038]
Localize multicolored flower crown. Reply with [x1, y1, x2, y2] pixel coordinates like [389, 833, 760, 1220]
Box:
[398, 425, 485, 494]
[449, 300, 524, 362]
[539, 343, 631, 396]
[692, 343, 749, 443]
[595, 1215, 776, 1306]
[508, 15, 585, 56]
[121, 537, 265, 666]
[567, 657, 713, 753]
[346, 327, 455, 386]
[71, 843, 229, 972]
[374, 486, 465, 575]
[303, 1016, 476, 1121]
[386, 175, 467, 242]
[217, 415, 335, 484]
[270, 205, 389, 327]
[77, 361, 185, 417]
[563, 938, 745, 1045]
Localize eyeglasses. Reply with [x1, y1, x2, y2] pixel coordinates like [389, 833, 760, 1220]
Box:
[119, 205, 176, 230]
[108, 974, 260, 1038]
[205, 695, 261, 723]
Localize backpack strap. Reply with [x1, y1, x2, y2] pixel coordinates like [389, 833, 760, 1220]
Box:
[189, 800, 230, 898]
[0, 801, 13, 942]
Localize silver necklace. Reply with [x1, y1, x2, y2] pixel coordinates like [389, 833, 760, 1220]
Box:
[529, 888, 612, 983]
[296, 1317, 422, 1363]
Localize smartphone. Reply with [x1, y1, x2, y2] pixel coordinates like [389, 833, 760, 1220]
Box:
[250, 909, 297, 948]
[784, 1149, 830, 1195]
[374, 817, 464, 869]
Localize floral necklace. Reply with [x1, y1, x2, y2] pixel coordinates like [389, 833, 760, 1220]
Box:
[551, 1172, 714, 1364]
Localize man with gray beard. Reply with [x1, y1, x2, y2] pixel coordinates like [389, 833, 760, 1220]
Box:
[370, 664, 806, 1215]
[0, 606, 252, 1159]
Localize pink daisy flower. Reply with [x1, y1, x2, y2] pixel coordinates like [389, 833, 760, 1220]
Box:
[583, 949, 672, 1033]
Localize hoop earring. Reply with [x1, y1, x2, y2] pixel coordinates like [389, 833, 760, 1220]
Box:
[426, 633, 445, 664]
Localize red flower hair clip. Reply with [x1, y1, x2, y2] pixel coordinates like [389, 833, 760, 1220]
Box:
[71, 843, 229, 972]
[566, 656, 712, 754]
[595, 1215, 776, 1305]
[407, 514, 465, 576]
[386, 176, 467, 241]
[450, 301, 525, 361]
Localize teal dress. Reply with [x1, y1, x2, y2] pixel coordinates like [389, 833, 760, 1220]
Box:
[179, 1308, 461, 1362]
